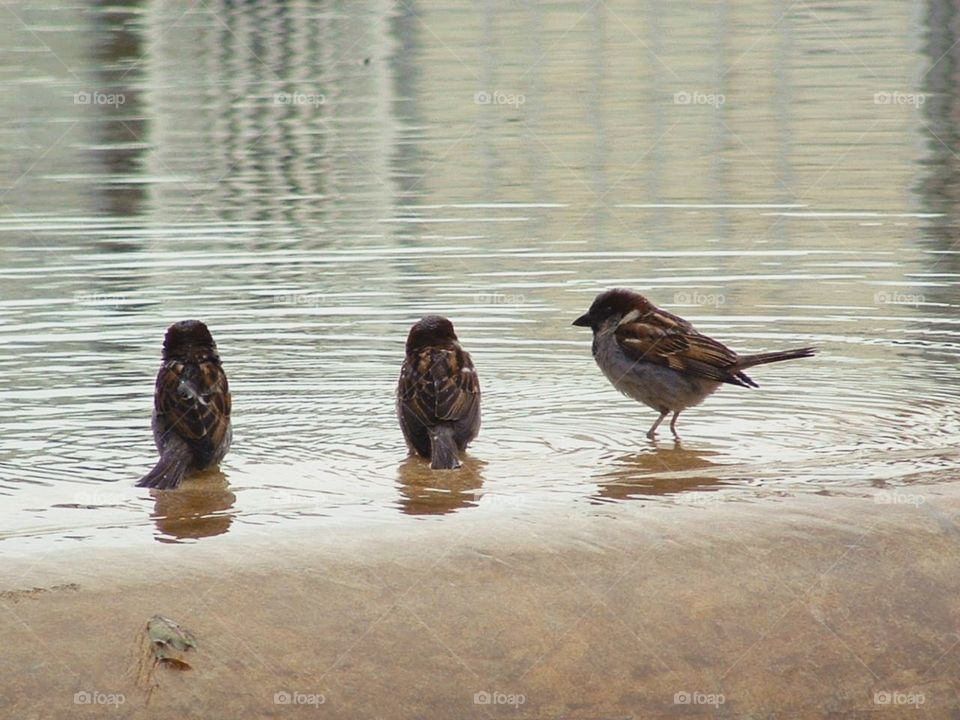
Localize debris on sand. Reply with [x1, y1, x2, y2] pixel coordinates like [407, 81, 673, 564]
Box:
[136, 615, 198, 700]
[146, 614, 197, 668]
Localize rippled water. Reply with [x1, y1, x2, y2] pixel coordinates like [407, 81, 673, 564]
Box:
[1, 0, 959, 550]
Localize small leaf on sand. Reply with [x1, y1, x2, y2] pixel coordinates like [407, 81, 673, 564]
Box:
[146, 615, 197, 667]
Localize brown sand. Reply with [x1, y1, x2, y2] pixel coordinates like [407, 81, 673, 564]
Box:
[2, 482, 959, 719]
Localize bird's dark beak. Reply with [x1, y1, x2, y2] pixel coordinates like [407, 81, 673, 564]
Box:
[572, 313, 593, 327]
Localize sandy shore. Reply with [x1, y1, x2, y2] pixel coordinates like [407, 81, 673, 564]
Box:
[2, 481, 959, 719]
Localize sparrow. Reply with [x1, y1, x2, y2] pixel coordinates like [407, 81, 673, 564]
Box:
[137, 320, 232, 490]
[397, 315, 481, 469]
[573, 289, 815, 439]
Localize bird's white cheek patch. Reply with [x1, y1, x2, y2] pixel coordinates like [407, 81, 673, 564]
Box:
[617, 309, 641, 327]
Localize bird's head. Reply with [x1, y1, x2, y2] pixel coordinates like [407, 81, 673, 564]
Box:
[405, 315, 459, 354]
[162, 320, 217, 360]
[572, 288, 652, 331]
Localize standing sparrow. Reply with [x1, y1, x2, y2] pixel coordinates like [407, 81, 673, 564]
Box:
[137, 320, 232, 489]
[573, 289, 815, 439]
[397, 315, 481, 469]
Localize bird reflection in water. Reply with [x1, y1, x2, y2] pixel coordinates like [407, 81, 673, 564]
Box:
[592, 444, 733, 504]
[396, 456, 485, 516]
[149, 470, 237, 542]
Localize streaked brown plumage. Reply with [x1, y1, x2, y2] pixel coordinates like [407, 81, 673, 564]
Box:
[573, 289, 815, 439]
[137, 320, 232, 490]
[397, 316, 480, 469]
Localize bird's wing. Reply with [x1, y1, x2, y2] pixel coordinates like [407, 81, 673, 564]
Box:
[615, 307, 747, 385]
[399, 346, 479, 424]
[155, 360, 231, 449]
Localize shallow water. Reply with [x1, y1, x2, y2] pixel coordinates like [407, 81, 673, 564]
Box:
[6, 3, 960, 718]
[5, 486, 960, 719]
[1, 0, 959, 554]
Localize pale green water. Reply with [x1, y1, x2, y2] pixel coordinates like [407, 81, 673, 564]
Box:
[0, 0, 958, 551]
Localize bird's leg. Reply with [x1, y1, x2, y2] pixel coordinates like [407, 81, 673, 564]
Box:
[670, 410, 681, 438]
[646, 410, 669, 439]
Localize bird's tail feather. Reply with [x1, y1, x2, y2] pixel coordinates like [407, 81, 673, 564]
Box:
[736, 347, 816, 370]
[428, 426, 461, 470]
[137, 436, 192, 490]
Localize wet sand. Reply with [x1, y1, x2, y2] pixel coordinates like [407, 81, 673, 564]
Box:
[3, 480, 960, 719]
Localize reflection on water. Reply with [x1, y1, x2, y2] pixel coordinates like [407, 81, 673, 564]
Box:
[592, 446, 730, 504]
[919, 0, 960, 331]
[0, 0, 959, 551]
[396, 456, 484, 516]
[150, 470, 236, 542]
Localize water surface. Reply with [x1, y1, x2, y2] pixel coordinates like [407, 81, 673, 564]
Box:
[0, 0, 958, 552]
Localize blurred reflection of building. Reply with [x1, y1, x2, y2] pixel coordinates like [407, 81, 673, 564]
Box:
[920, 1, 960, 249]
[141, 1, 402, 239]
[916, 0, 960, 338]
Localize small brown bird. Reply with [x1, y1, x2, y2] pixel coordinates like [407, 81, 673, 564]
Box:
[137, 320, 232, 490]
[397, 316, 481, 469]
[573, 289, 815, 439]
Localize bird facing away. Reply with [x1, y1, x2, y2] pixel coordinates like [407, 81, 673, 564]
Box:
[397, 315, 481, 469]
[137, 320, 232, 489]
[573, 289, 815, 440]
